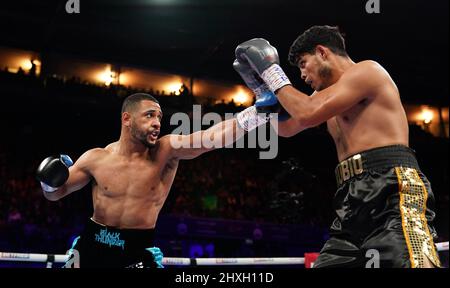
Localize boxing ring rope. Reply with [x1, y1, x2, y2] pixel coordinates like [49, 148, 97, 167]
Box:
[0, 241, 448, 267]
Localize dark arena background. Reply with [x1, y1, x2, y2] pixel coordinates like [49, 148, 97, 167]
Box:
[0, 0, 448, 277]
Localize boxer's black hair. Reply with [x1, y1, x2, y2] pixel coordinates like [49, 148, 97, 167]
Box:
[288, 25, 348, 66]
[121, 93, 159, 114]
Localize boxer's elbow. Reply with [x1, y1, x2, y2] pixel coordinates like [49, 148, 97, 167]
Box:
[277, 130, 291, 138]
[277, 127, 297, 138]
[273, 120, 291, 138]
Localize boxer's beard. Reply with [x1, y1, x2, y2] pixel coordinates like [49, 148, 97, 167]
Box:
[316, 63, 332, 91]
[131, 121, 156, 149]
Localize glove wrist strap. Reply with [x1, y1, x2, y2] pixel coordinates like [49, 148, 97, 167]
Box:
[261, 64, 292, 93]
[41, 182, 58, 193]
[236, 106, 271, 132]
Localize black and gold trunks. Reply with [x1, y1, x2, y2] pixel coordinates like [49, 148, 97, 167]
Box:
[315, 145, 441, 268]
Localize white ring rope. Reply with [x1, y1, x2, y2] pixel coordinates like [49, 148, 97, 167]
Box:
[0, 241, 447, 266]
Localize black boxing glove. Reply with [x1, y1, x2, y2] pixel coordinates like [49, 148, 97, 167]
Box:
[36, 155, 73, 192]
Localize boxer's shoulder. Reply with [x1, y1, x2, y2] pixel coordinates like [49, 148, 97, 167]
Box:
[77, 147, 110, 166]
[350, 60, 388, 78]
[86, 147, 109, 157]
[337, 60, 390, 90]
[104, 142, 117, 153]
[155, 134, 178, 152]
[356, 59, 381, 66]
[152, 135, 178, 160]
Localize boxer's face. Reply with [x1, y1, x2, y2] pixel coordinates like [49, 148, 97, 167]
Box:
[130, 100, 162, 148]
[297, 50, 332, 91]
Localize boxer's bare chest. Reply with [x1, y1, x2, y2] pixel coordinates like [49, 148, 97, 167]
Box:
[91, 154, 163, 198]
[327, 114, 353, 150]
[327, 99, 369, 157]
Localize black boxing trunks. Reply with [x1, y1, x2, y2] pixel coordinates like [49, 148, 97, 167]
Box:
[64, 218, 158, 268]
[314, 145, 441, 268]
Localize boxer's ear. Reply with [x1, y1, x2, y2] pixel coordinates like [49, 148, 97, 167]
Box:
[122, 111, 131, 127]
[315, 45, 329, 60]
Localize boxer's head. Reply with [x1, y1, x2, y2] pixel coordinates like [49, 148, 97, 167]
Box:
[121, 93, 162, 148]
[288, 25, 348, 91]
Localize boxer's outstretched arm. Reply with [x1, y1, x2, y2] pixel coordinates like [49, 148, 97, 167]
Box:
[43, 150, 94, 201]
[275, 61, 383, 128]
[167, 118, 245, 160]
